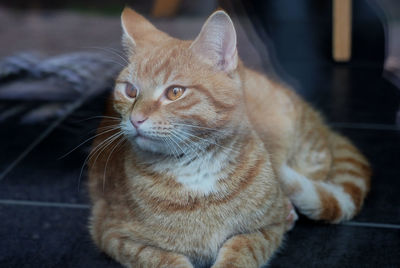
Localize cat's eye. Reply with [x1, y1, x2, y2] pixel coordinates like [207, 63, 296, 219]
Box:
[125, 83, 138, 99]
[166, 86, 185, 101]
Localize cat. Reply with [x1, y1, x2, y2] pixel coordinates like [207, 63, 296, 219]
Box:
[88, 7, 371, 268]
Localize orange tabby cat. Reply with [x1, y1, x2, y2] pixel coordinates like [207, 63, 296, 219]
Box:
[88, 7, 371, 268]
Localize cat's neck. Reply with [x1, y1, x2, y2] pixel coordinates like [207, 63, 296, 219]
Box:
[169, 135, 242, 192]
[129, 126, 251, 195]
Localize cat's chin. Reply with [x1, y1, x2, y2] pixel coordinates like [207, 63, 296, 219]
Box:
[132, 136, 168, 155]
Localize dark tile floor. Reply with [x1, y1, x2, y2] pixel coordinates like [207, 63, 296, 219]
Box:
[1, 1, 400, 267]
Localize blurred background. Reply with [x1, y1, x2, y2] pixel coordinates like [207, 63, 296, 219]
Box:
[0, 0, 399, 267]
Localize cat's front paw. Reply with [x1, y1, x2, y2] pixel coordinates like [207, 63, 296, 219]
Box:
[211, 244, 258, 268]
[159, 255, 194, 268]
[211, 258, 254, 268]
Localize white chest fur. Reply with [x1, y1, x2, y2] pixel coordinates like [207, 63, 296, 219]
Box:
[175, 160, 220, 194]
[156, 149, 233, 195]
[179, 151, 229, 194]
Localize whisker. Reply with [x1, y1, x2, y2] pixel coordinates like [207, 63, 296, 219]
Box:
[89, 132, 123, 165]
[163, 136, 179, 159]
[77, 131, 122, 191]
[102, 137, 126, 191]
[173, 123, 226, 133]
[170, 131, 201, 160]
[83, 46, 129, 65]
[89, 133, 123, 189]
[163, 135, 181, 159]
[102, 59, 126, 68]
[175, 129, 239, 154]
[167, 133, 187, 159]
[101, 46, 129, 62]
[59, 127, 121, 160]
[96, 125, 121, 132]
[84, 125, 121, 137]
[72, 115, 121, 124]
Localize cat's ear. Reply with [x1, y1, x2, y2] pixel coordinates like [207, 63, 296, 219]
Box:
[121, 7, 169, 56]
[190, 10, 238, 72]
[121, 7, 137, 55]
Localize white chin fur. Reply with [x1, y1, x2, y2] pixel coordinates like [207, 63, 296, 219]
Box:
[135, 137, 163, 153]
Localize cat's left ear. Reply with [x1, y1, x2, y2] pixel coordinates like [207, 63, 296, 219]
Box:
[190, 10, 238, 72]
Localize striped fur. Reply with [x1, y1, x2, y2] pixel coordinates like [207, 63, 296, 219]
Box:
[88, 8, 371, 268]
[279, 107, 371, 223]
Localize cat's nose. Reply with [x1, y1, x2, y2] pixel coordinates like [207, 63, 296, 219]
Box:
[130, 114, 148, 129]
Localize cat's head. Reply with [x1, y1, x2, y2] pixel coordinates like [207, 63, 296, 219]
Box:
[114, 7, 247, 155]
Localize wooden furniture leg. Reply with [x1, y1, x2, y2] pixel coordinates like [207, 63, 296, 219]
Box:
[152, 0, 182, 17]
[333, 0, 352, 62]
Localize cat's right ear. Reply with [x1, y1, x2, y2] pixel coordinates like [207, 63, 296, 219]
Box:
[121, 7, 137, 56]
[121, 7, 169, 57]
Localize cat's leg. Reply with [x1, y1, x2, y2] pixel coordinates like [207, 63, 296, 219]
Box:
[280, 137, 370, 223]
[281, 108, 370, 223]
[90, 201, 193, 268]
[280, 123, 371, 223]
[211, 223, 286, 268]
[280, 125, 338, 222]
[98, 231, 193, 268]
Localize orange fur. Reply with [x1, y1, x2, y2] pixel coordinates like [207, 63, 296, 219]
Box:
[88, 7, 371, 268]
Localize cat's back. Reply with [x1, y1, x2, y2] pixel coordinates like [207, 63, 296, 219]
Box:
[242, 67, 301, 164]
